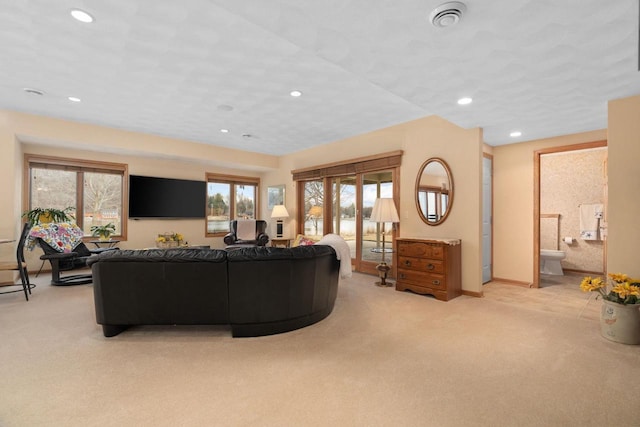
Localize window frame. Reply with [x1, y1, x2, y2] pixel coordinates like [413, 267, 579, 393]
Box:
[205, 172, 260, 237]
[24, 154, 128, 240]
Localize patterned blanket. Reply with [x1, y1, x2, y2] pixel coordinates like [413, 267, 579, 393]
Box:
[28, 222, 84, 253]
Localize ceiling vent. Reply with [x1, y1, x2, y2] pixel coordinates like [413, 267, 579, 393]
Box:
[429, 2, 467, 27]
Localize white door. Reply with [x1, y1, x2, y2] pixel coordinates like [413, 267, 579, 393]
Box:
[482, 156, 492, 283]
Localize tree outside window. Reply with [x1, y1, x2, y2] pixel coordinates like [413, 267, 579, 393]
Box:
[27, 156, 126, 237]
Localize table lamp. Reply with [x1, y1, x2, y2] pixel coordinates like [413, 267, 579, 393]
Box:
[271, 205, 289, 238]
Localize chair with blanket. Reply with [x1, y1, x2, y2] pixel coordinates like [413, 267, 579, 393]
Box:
[223, 220, 269, 247]
[28, 222, 118, 285]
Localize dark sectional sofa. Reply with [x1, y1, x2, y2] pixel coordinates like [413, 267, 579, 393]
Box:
[87, 245, 340, 338]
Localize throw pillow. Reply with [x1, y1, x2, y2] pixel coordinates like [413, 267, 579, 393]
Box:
[292, 234, 317, 247]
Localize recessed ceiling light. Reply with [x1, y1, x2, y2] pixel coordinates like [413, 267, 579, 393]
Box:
[70, 9, 94, 23]
[457, 97, 472, 105]
[68, 96, 81, 102]
[510, 131, 522, 137]
[220, 129, 229, 133]
[290, 90, 302, 97]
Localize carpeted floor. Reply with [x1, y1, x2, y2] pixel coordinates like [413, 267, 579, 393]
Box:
[1, 271, 638, 427]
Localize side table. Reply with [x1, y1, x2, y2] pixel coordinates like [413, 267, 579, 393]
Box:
[89, 239, 120, 249]
[271, 238, 291, 248]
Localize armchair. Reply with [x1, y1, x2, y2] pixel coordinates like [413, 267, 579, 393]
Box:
[223, 220, 269, 247]
[28, 222, 118, 285]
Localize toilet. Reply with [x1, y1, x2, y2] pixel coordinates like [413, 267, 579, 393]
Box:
[540, 249, 566, 275]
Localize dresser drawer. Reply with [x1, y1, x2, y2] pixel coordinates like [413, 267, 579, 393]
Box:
[398, 256, 444, 274]
[397, 269, 446, 290]
[398, 242, 444, 260]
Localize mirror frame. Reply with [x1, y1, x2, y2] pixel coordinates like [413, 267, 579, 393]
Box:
[414, 157, 454, 226]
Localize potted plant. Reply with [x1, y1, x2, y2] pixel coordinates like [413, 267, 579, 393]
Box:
[91, 223, 117, 241]
[581, 273, 640, 344]
[22, 207, 75, 225]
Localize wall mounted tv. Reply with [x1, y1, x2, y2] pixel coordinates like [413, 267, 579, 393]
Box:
[129, 175, 206, 219]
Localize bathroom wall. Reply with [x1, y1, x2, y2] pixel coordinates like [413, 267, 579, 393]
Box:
[540, 147, 607, 273]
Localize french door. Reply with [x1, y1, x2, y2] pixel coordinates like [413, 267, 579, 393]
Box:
[300, 168, 398, 275]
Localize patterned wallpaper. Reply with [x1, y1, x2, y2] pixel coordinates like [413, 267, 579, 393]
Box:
[540, 148, 606, 273]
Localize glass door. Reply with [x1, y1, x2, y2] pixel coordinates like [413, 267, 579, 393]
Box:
[331, 176, 357, 261]
[360, 170, 395, 275]
[300, 169, 397, 275]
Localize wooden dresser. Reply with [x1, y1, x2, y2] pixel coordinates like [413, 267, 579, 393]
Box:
[395, 238, 462, 301]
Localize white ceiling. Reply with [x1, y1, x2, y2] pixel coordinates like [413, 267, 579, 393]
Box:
[1, 0, 638, 156]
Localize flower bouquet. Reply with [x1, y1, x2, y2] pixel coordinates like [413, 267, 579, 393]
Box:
[580, 273, 640, 305]
[581, 273, 640, 344]
[156, 232, 184, 248]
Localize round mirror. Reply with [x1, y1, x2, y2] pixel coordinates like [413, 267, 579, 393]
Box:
[415, 157, 454, 225]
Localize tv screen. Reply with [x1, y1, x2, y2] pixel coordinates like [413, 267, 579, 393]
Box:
[129, 175, 206, 218]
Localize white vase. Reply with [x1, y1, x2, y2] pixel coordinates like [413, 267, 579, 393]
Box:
[600, 300, 640, 345]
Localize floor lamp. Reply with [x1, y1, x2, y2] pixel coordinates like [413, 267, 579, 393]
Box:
[271, 205, 289, 238]
[370, 198, 399, 287]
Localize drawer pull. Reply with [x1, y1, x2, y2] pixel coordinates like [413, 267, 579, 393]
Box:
[427, 263, 435, 270]
[432, 280, 440, 285]
[400, 273, 406, 279]
[404, 260, 412, 266]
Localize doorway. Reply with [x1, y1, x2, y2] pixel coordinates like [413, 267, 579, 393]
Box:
[533, 141, 607, 288]
[482, 154, 493, 283]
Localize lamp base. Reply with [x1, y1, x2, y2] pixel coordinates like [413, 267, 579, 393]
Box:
[375, 262, 393, 287]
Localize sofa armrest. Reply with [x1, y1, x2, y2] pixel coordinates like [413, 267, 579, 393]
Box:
[89, 247, 119, 255]
[223, 233, 237, 245]
[256, 233, 269, 246]
[40, 252, 79, 261]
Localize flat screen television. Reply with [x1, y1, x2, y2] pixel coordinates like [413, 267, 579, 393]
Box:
[129, 175, 206, 218]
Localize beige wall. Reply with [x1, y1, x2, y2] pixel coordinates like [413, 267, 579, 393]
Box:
[2, 92, 638, 289]
[270, 115, 484, 295]
[607, 94, 640, 277]
[540, 148, 606, 273]
[2, 111, 483, 294]
[0, 110, 277, 280]
[22, 143, 266, 249]
[492, 130, 607, 284]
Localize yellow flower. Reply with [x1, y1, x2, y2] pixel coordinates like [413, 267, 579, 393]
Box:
[611, 283, 640, 299]
[156, 236, 166, 243]
[582, 273, 640, 305]
[580, 276, 605, 292]
[608, 273, 629, 284]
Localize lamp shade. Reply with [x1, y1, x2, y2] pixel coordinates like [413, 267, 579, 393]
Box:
[308, 206, 323, 217]
[370, 198, 399, 223]
[271, 205, 289, 219]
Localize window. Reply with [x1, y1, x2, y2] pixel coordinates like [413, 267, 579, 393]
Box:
[25, 155, 127, 237]
[303, 179, 324, 237]
[206, 173, 259, 235]
[417, 186, 449, 222]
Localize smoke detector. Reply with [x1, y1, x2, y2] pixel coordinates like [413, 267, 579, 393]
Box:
[429, 2, 467, 27]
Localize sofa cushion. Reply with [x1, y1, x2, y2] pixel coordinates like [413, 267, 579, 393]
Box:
[292, 234, 318, 247]
[226, 244, 335, 261]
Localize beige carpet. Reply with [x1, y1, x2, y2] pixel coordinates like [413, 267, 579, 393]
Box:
[1, 271, 638, 427]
